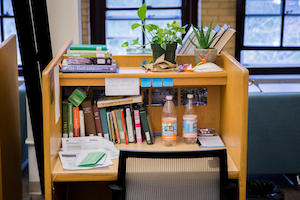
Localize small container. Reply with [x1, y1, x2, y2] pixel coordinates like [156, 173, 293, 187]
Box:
[183, 94, 197, 144]
[161, 95, 177, 146]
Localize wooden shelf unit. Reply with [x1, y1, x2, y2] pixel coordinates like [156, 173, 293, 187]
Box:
[42, 40, 248, 200]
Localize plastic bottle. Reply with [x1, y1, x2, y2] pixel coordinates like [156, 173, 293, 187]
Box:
[161, 95, 177, 146]
[183, 94, 197, 144]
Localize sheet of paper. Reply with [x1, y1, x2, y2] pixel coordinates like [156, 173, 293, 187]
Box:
[163, 78, 173, 87]
[152, 78, 163, 87]
[141, 78, 151, 87]
[119, 69, 146, 74]
[54, 65, 60, 123]
[105, 78, 140, 96]
[198, 136, 225, 148]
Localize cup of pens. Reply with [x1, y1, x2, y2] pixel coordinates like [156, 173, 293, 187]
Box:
[194, 48, 217, 65]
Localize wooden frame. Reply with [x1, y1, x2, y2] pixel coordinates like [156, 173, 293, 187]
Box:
[42, 40, 248, 200]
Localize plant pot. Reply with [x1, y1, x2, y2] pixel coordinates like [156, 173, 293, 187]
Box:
[151, 43, 177, 64]
[194, 48, 217, 64]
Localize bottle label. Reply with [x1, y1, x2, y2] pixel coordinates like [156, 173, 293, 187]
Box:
[183, 115, 197, 138]
[162, 119, 177, 141]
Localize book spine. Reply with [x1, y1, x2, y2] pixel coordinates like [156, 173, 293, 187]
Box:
[133, 110, 142, 143]
[70, 45, 107, 51]
[112, 110, 120, 144]
[69, 50, 109, 55]
[93, 104, 103, 136]
[99, 108, 110, 140]
[79, 110, 85, 137]
[106, 112, 112, 141]
[126, 107, 135, 143]
[97, 96, 142, 108]
[140, 110, 153, 144]
[61, 64, 118, 73]
[67, 53, 111, 58]
[65, 57, 112, 65]
[115, 110, 125, 143]
[108, 112, 115, 142]
[81, 99, 97, 135]
[73, 107, 80, 137]
[62, 101, 68, 138]
[120, 109, 128, 144]
[67, 102, 73, 137]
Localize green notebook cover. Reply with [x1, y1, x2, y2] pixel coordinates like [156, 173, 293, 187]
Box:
[62, 101, 68, 138]
[115, 109, 125, 143]
[68, 88, 87, 107]
[67, 102, 73, 137]
[140, 110, 153, 144]
[78, 152, 106, 167]
[99, 108, 110, 140]
[70, 44, 107, 51]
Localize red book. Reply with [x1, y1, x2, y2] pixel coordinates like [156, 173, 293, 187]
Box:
[73, 107, 80, 137]
[120, 109, 128, 144]
[93, 104, 103, 136]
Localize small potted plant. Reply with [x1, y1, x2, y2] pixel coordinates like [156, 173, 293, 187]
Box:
[190, 21, 219, 64]
[122, 3, 186, 64]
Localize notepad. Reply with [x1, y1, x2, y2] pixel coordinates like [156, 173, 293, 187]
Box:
[78, 152, 106, 167]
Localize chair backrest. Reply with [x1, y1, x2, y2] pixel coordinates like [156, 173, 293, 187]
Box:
[117, 149, 228, 200]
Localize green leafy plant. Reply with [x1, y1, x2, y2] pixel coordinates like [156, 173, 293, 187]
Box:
[190, 20, 219, 49]
[121, 3, 187, 50]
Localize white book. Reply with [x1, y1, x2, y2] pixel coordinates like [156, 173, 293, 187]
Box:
[210, 24, 229, 48]
[214, 28, 236, 54]
[178, 26, 193, 54]
[79, 110, 85, 137]
[125, 108, 135, 143]
[184, 32, 195, 54]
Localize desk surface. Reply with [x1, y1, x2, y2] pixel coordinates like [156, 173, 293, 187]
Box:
[52, 137, 239, 182]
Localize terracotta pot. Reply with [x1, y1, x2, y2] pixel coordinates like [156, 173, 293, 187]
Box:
[194, 48, 217, 64]
[151, 43, 177, 64]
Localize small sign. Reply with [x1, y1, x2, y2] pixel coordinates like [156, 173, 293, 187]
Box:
[152, 78, 163, 87]
[141, 78, 151, 87]
[163, 78, 173, 87]
[54, 65, 60, 123]
[105, 78, 140, 96]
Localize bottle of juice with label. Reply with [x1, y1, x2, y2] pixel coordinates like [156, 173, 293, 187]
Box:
[161, 95, 177, 146]
[183, 94, 197, 144]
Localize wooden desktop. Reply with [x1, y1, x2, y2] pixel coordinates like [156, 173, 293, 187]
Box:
[42, 40, 248, 200]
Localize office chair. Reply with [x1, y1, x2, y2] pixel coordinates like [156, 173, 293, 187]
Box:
[110, 149, 228, 200]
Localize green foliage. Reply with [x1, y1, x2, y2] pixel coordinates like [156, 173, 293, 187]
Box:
[190, 20, 219, 49]
[121, 3, 187, 50]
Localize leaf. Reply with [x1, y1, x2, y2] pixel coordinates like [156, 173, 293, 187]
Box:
[192, 25, 202, 48]
[189, 38, 199, 49]
[144, 24, 153, 32]
[207, 34, 219, 47]
[138, 3, 147, 22]
[132, 37, 139, 45]
[121, 42, 129, 47]
[131, 23, 141, 30]
[161, 43, 166, 50]
[205, 20, 213, 45]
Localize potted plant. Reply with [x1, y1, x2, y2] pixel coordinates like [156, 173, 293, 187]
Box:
[190, 21, 219, 64]
[121, 3, 186, 64]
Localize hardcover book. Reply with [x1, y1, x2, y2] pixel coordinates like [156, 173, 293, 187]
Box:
[73, 107, 80, 137]
[62, 101, 68, 138]
[70, 44, 107, 51]
[79, 110, 85, 137]
[61, 60, 119, 73]
[111, 110, 120, 144]
[140, 110, 153, 144]
[97, 96, 143, 108]
[67, 102, 73, 137]
[64, 57, 112, 65]
[81, 99, 97, 135]
[115, 109, 125, 143]
[125, 107, 135, 143]
[99, 108, 110, 140]
[93, 104, 103, 136]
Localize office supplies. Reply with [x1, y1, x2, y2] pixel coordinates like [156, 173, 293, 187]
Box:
[78, 152, 106, 167]
[197, 135, 225, 148]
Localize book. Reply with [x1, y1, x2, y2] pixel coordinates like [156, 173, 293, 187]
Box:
[73, 107, 80, 137]
[178, 26, 193, 54]
[140, 110, 153, 144]
[67, 53, 111, 58]
[81, 99, 97, 135]
[125, 107, 135, 143]
[79, 110, 85, 137]
[111, 110, 120, 144]
[209, 24, 221, 42]
[97, 96, 143, 108]
[64, 57, 112, 65]
[120, 109, 128, 144]
[93, 103, 103, 136]
[210, 24, 229, 48]
[62, 101, 68, 138]
[99, 108, 110, 140]
[115, 109, 125, 143]
[61, 61, 119, 73]
[214, 28, 236, 54]
[197, 135, 225, 147]
[67, 102, 73, 137]
[107, 112, 115, 142]
[133, 109, 142, 143]
[68, 50, 110, 55]
[67, 88, 87, 107]
[70, 44, 107, 51]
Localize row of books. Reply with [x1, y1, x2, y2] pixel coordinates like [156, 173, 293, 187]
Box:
[62, 95, 154, 145]
[178, 24, 236, 55]
[60, 44, 119, 73]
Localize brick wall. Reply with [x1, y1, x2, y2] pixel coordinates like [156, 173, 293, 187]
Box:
[81, 0, 89, 44]
[201, 0, 236, 56]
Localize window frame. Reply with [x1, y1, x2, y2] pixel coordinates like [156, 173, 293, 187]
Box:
[236, 0, 300, 74]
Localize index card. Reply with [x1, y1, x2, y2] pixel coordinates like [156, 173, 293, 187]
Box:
[105, 78, 140, 96]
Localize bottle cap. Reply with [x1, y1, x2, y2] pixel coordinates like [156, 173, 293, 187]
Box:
[166, 95, 173, 100]
[187, 94, 193, 99]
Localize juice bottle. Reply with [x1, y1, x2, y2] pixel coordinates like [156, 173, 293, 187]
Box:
[183, 94, 197, 144]
[161, 95, 177, 146]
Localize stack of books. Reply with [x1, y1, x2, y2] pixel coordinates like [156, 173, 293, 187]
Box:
[178, 24, 236, 55]
[61, 44, 119, 73]
[62, 89, 154, 145]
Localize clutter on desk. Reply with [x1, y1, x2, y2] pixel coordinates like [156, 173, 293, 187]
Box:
[143, 54, 178, 72]
[197, 128, 225, 148]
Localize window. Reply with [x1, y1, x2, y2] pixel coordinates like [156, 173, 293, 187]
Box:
[90, 0, 198, 54]
[236, 0, 300, 74]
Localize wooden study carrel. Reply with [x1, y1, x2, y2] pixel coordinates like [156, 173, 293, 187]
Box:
[42, 40, 248, 200]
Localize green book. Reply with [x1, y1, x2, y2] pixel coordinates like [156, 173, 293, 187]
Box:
[99, 108, 110, 140]
[62, 101, 68, 138]
[140, 110, 153, 144]
[68, 88, 87, 107]
[78, 152, 106, 167]
[67, 102, 73, 137]
[115, 109, 125, 143]
[70, 44, 107, 51]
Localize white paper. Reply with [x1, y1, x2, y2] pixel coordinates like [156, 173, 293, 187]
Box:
[54, 65, 60, 123]
[105, 78, 140, 96]
[198, 136, 225, 148]
[119, 69, 146, 74]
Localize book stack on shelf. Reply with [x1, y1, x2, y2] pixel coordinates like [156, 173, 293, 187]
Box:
[62, 88, 154, 145]
[61, 44, 119, 73]
[178, 24, 236, 54]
